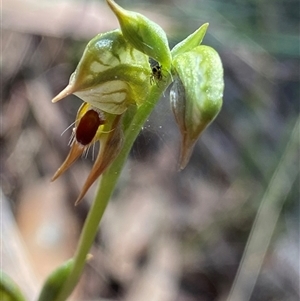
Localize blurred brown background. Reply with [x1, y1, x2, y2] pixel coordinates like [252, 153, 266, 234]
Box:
[1, 0, 299, 300]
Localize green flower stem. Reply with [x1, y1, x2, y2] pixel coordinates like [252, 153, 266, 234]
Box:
[55, 77, 171, 301]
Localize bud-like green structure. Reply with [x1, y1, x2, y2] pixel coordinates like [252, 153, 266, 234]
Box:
[106, 0, 172, 72]
[170, 45, 224, 169]
[52, 29, 151, 114]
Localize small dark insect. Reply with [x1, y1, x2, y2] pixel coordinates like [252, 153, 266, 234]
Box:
[149, 58, 163, 85]
[151, 64, 163, 82]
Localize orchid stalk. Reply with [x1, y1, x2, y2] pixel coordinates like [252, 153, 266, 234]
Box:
[0, 1, 224, 300]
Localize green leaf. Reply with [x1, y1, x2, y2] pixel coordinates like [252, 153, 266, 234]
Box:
[0, 271, 27, 301]
[37, 259, 74, 301]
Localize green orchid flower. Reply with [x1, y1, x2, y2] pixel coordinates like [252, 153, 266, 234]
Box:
[50, 1, 224, 204]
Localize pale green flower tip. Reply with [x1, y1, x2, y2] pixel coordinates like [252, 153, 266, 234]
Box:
[107, 0, 172, 71]
[171, 22, 209, 58]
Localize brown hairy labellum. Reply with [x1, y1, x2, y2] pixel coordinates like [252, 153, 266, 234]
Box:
[76, 110, 105, 145]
